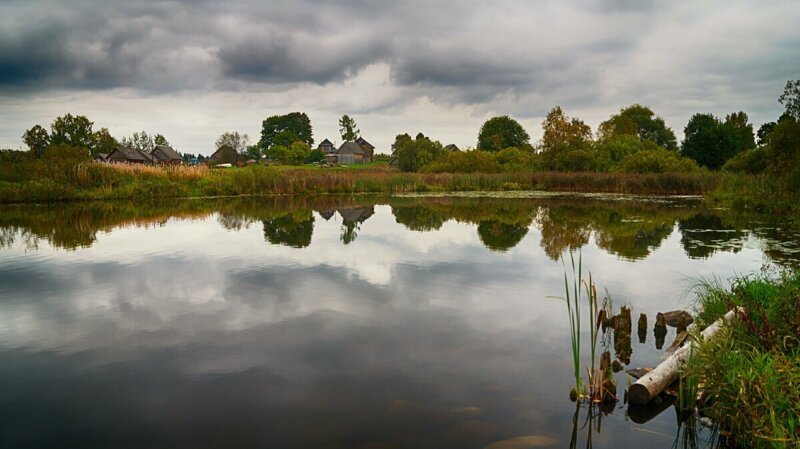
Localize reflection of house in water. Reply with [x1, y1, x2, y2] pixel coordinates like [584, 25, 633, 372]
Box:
[337, 206, 375, 245]
[318, 210, 335, 221]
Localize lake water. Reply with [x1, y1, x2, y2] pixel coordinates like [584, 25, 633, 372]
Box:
[1, 194, 798, 448]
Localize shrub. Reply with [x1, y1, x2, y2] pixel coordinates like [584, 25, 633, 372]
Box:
[553, 148, 597, 172]
[422, 150, 499, 173]
[722, 147, 771, 174]
[619, 149, 699, 173]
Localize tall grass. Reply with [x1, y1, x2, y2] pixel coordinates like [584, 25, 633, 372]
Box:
[0, 155, 721, 203]
[556, 251, 615, 403]
[685, 272, 800, 448]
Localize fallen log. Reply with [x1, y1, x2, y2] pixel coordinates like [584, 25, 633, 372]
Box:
[628, 308, 741, 405]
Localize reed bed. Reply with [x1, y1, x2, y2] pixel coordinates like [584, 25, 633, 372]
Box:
[0, 160, 722, 203]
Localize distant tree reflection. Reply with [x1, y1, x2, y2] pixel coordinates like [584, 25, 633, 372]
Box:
[477, 220, 530, 252]
[262, 212, 314, 248]
[678, 214, 744, 259]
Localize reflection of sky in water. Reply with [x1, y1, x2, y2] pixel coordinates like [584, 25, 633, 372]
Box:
[0, 200, 791, 448]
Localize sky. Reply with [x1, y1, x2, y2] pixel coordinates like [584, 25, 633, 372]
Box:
[1, 0, 798, 155]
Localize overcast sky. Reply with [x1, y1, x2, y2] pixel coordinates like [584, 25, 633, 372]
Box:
[1, 0, 798, 155]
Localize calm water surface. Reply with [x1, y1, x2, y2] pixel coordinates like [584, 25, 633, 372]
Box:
[1, 194, 798, 448]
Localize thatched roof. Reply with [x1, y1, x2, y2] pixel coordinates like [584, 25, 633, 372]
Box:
[338, 141, 365, 155]
[151, 144, 182, 162]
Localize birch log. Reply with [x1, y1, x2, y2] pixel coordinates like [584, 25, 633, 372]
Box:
[628, 307, 742, 405]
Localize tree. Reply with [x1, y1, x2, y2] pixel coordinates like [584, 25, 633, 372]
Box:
[757, 113, 792, 146]
[22, 125, 50, 157]
[50, 113, 94, 149]
[215, 131, 251, 154]
[540, 106, 592, 153]
[267, 141, 312, 165]
[394, 133, 444, 172]
[765, 116, 800, 169]
[92, 128, 118, 155]
[477, 116, 530, 152]
[339, 115, 360, 141]
[598, 104, 678, 150]
[121, 131, 155, 152]
[243, 144, 262, 160]
[723, 111, 755, 153]
[681, 113, 737, 169]
[273, 130, 300, 148]
[260, 112, 313, 152]
[154, 134, 170, 146]
[779, 79, 800, 119]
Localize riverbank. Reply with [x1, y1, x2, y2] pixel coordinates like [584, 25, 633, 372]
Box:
[0, 160, 721, 203]
[687, 273, 800, 447]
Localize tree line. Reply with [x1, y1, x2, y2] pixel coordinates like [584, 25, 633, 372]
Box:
[394, 80, 800, 175]
[15, 80, 799, 174]
[17, 111, 369, 166]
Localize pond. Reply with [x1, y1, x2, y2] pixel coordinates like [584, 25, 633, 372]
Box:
[1, 194, 798, 448]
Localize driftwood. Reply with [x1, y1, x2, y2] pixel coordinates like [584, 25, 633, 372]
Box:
[659, 310, 694, 329]
[665, 330, 689, 354]
[628, 308, 741, 405]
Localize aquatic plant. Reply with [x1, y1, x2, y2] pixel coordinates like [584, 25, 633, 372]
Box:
[556, 251, 616, 404]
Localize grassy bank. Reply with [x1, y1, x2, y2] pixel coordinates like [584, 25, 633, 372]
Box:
[0, 158, 721, 203]
[706, 168, 800, 218]
[687, 273, 800, 447]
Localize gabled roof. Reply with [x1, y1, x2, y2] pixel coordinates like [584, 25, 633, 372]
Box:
[151, 144, 182, 161]
[337, 141, 366, 155]
[355, 137, 374, 149]
[108, 146, 153, 162]
[318, 138, 334, 146]
[444, 144, 460, 152]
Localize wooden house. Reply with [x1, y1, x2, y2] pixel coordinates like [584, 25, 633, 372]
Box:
[106, 146, 155, 164]
[355, 137, 375, 162]
[208, 145, 239, 166]
[317, 138, 335, 154]
[151, 144, 183, 165]
[329, 141, 367, 164]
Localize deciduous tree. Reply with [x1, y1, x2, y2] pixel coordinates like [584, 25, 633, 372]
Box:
[598, 104, 677, 150]
[681, 113, 736, 169]
[215, 131, 251, 154]
[477, 116, 530, 152]
[92, 128, 118, 155]
[779, 79, 800, 119]
[724, 111, 755, 153]
[22, 125, 50, 157]
[540, 106, 592, 153]
[260, 112, 313, 152]
[50, 113, 94, 149]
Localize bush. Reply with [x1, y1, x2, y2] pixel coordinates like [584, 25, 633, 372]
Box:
[553, 148, 597, 172]
[394, 134, 444, 172]
[619, 149, 699, 173]
[722, 147, 771, 174]
[422, 150, 499, 173]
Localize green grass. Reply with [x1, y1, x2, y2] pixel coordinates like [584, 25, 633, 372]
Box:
[686, 273, 800, 448]
[0, 156, 722, 204]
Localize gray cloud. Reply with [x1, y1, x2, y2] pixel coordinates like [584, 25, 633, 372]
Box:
[0, 0, 798, 151]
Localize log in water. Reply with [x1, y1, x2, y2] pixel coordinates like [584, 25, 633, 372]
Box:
[628, 308, 741, 405]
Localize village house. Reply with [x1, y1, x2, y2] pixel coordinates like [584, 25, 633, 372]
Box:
[320, 137, 375, 165]
[106, 146, 156, 164]
[208, 145, 239, 166]
[150, 144, 183, 165]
